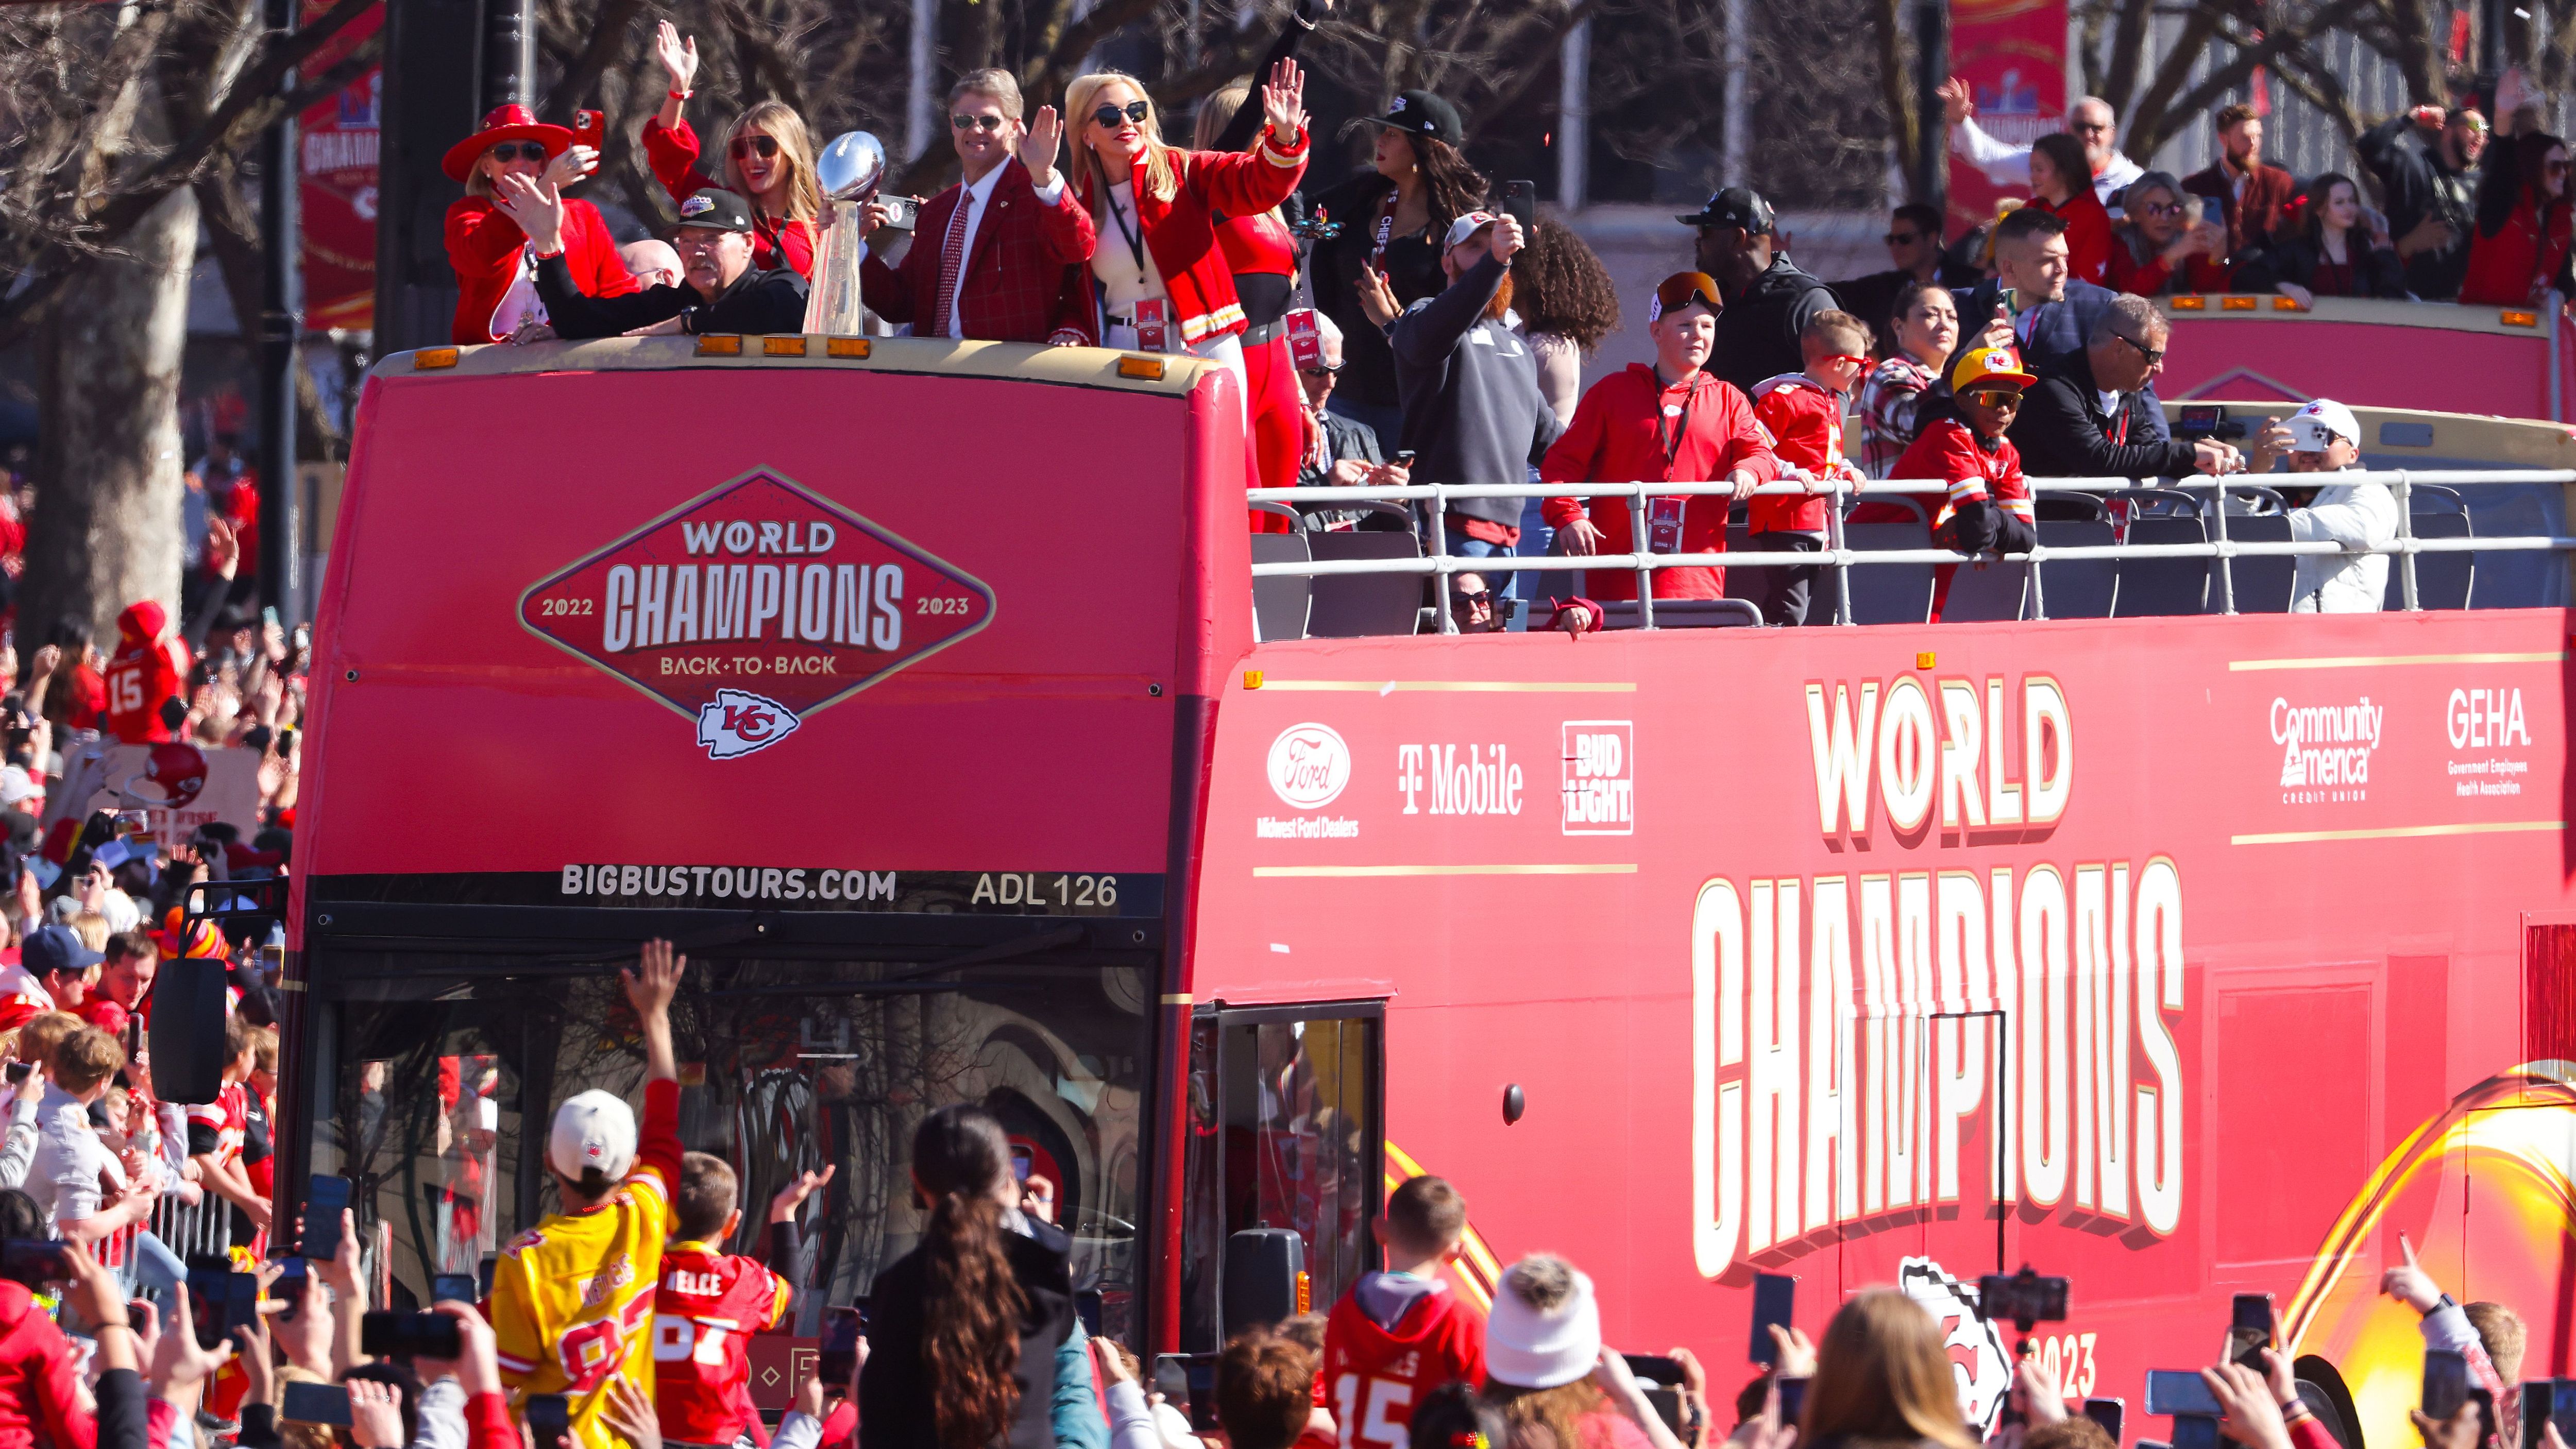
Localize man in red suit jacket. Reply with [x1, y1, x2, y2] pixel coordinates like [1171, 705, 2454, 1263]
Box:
[859, 69, 1096, 343]
[2182, 103, 2298, 266]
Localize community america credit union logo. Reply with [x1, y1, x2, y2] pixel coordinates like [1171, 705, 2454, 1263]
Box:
[519, 468, 995, 759]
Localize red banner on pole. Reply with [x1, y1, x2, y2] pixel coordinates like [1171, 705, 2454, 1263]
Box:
[299, 0, 383, 332]
[1945, 0, 2067, 237]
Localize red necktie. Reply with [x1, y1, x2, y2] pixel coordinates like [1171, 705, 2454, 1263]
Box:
[932, 194, 972, 339]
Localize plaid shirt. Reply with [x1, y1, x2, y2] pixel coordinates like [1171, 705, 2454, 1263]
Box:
[1857, 356, 1939, 478]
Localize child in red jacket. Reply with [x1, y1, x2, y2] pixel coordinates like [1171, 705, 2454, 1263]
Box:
[1747, 310, 1873, 625]
[654, 1154, 835, 1449]
[1887, 345, 2037, 619]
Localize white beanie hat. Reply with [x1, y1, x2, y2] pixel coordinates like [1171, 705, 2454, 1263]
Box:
[549, 1089, 638, 1183]
[1486, 1256, 1602, 1389]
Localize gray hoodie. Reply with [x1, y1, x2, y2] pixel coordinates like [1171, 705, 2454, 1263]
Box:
[1391, 253, 1564, 533]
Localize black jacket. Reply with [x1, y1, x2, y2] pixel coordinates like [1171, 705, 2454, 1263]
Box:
[1304, 169, 1452, 411]
[1831, 262, 1979, 357]
[2010, 348, 2198, 482]
[1923, 276, 2165, 444]
[534, 254, 809, 340]
[859, 1221, 1076, 1449]
[2358, 114, 2478, 300]
[1710, 254, 1836, 396]
[2259, 232, 2410, 299]
[1389, 253, 1563, 531]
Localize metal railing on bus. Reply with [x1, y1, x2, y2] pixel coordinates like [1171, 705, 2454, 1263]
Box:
[1245, 469, 2576, 632]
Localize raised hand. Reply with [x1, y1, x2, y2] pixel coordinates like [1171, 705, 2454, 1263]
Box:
[542, 146, 601, 191]
[2380, 1232, 2442, 1312]
[493, 173, 567, 254]
[1261, 59, 1307, 141]
[768, 1164, 837, 1223]
[655, 22, 699, 94]
[1019, 106, 1063, 188]
[1937, 76, 1975, 125]
[349, 1378, 405, 1449]
[625, 937, 684, 1021]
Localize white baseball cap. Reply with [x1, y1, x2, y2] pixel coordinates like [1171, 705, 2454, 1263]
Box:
[549, 1089, 637, 1182]
[2288, 398, 2360, 453]
[1442, 212, 1499, 250]
[0, 768, 40, 807]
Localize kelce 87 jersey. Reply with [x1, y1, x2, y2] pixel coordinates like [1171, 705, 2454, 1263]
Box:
[652, 1243, 791, 1444]
[490, 1081, 683, 1449]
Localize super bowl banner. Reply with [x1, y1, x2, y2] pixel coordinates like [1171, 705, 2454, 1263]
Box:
[46, 741, 264, 852]
[1947, 0, 2069, 235]
[299, 0, 382, 331]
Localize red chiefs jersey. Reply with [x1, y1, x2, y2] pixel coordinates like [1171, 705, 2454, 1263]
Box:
[1889, 417, 2030, 531]
[1748, 373, 1853, 534]
[104, 602, 188, 745]
[1323, 1279, 1486, 1449]
[651, 1242, 790, 1444]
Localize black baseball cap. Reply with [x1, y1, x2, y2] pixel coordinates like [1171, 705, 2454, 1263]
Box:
[23, 923, 100, 980]
[1677, 185, 1776, 235]
[1355, 90, 1465, 147]
[674, 188, 756, 233]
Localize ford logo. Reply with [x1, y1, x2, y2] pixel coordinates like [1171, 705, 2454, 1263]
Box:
[1267, 723, 1351, 808]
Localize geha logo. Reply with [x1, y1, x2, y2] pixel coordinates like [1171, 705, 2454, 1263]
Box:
[1266, 723, 1350, 808]
[697, 689, 801, 760]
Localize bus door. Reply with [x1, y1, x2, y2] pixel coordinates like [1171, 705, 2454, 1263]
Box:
[1176, 1001, 1384, 1351]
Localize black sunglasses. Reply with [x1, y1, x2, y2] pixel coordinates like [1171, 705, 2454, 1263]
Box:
[1091, 100, 1150, 129]
[487, 142, 552, 164]
[950, 113, 1006, 133]
[1298, 366, 1340, 379]
[1885, 231, 1924, 246]
[2115, 333, 2166, 365]
[728, 134, 781, 160]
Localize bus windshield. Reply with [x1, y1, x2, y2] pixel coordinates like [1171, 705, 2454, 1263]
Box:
[304, 944, 1150, 1339]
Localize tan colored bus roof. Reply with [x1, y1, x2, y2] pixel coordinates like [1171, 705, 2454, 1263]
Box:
[2154, 293, 2551, 337]
[373, 334, 1223, 397]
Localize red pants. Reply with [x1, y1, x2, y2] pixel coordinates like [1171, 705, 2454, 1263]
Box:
[1245, 330, 1301, 533]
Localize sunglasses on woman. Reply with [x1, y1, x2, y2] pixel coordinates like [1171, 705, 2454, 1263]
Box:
[951, 113, 1006, 132]
[729, 134, 781, 160]
[487, 142, 551, 164]
[1091, 100, 1150, 129]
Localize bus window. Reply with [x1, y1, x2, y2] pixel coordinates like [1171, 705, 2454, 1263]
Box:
[311, 951, 1149, 1337]
[1178, 1005, 1383, 1350]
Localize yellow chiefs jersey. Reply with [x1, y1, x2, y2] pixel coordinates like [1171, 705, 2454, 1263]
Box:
[490, 1082, 680, 1449]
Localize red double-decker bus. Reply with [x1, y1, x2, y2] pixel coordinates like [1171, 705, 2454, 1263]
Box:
[286, 332, 2576, 1448]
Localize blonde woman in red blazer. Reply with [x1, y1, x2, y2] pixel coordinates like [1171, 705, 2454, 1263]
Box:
[1061, 61, 1311, 402]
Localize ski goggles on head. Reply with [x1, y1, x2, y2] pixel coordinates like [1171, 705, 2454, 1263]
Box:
[1652, 271, 1722, 316]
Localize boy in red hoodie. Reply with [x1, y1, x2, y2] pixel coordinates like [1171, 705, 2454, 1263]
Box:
[653, 1153, 835, 1449]
[1321, 1176, 1485, 1449]
[103, 602, 188, 745]
[1747, 310, 1873, 625]
[1887, 344, 2037, 618]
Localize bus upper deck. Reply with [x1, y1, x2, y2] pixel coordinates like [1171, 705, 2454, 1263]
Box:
[300, 326, 2576, 1442]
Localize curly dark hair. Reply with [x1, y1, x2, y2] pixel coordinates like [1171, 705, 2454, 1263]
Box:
[1510, 219, 1621, 351]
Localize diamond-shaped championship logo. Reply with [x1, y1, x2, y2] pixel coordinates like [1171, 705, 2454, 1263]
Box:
[519, 469, 995, 759]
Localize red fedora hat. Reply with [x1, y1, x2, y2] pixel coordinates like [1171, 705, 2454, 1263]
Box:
[443, 103, 574, 183]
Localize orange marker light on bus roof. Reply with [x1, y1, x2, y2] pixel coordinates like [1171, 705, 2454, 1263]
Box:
[763, 336, 808, 357]
[2221, 295, 2258, 311]
[1244, 670, 1264, 689]
[827, 337, 872, 358]
[1916, 651, 1936, 669]
[696, 334, 743, 356]
[2502, 309, 2540, 327]
[2171, 296, 2208, 311]
[1117, 355, 1166, 381]
[413, 348, 460, 370]
[2271, 295, 2306, 311]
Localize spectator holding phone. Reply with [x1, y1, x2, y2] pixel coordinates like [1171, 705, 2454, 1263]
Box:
[1481, 1255, 1688, 1449]
[644, 25, 821, 278]
[28, 1027, 156, 1247]
[0, 1188, 101, 1449]
[2381, 1234, 2514, 1410]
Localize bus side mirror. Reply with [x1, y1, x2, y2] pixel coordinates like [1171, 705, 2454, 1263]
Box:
[1221, 1228, 1304, 1335]
[148, 954, 232, 1105]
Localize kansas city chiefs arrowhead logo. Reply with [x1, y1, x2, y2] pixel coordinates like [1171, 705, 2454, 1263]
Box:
[519, 469, 995, 758]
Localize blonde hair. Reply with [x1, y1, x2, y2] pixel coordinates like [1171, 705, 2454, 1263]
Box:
[725, 101, 821, 224]
[1193, 83, 1251, 151]
[1805, 1291, 1979, 1449]
[17, 1012, 78, 1072]
[1066, 72, 1179, 206]
[70, 912, 108, 953]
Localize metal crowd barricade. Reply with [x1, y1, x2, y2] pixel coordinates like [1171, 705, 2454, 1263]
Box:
[1245, 470, 2576, 630]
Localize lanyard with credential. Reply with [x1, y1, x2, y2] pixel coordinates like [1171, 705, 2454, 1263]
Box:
[1105, 190, 1149, 288]
[1654, 382, 1699, 479]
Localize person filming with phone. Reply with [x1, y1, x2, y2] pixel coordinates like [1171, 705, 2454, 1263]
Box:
[492, 184, 808, 340]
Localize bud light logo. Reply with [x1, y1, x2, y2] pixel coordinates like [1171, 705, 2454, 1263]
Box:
[698, 689, 801, 760]
[1267, 723, 1350, 808]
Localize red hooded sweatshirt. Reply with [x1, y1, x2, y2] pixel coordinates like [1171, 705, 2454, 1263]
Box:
[0, 1278, 97, 1449]
[1322, 1276, 1485, 1449]
[105, 602, 188, 745]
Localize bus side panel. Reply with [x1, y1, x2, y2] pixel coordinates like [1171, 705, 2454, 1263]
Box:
[302, 367, 1217, 879]
[1192, 609, 2575, 1442]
